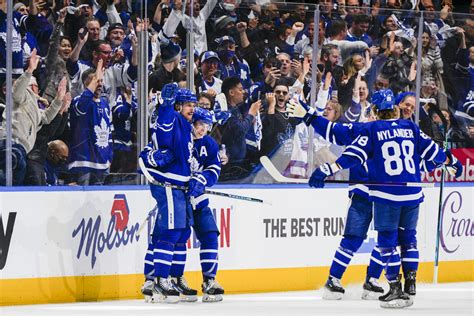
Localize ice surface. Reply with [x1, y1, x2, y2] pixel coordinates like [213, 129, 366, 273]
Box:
[2, 282, 472, 316]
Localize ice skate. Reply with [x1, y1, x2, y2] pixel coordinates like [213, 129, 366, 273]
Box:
[171, 276, 198, 302]
[404, 270, 417, 296]
[322, 276, 345, 300]
[202, 278, 224, 302]
[141, 279, 154, 303]
[152, 277, 180, 303]
[379, 277, 413, 308]
[361, 277, 384, 300]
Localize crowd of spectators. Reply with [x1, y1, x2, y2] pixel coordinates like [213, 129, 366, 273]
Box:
[0, 0, 473, 185]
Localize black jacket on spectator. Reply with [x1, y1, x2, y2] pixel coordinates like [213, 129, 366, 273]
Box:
[24, 113, 68, 185]
[148, 65, 186, 93]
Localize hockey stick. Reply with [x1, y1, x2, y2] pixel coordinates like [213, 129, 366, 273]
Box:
[260, 156, 435, 188]
[136, 205, 158, 237]
[138, 158, 270, 204]
[432, 106, 449, 284]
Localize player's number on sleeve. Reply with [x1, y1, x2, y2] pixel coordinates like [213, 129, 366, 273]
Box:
[381, 140, 416, 176]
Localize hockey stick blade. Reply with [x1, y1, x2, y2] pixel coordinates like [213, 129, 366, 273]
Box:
[139, 158, 270, 204]
[260, 156, 434, 188]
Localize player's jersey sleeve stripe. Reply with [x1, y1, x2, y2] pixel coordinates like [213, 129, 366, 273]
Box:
[326, 121, 333, 142]
[427, 145, 440, 162]
[420, 141, 435, 159]
[346, 145, 368, 161]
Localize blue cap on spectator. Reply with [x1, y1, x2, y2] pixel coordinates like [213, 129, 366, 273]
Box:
[160, 40, 182, 64]
[181, 49, 199, 58]
[201, 51, 221, 63]
[215, 36, 236, 46]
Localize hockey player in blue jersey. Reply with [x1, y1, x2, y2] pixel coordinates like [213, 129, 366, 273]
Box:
[166, 106, 225, 303]
[304, 89, 462, 308]
[287, 95, 388, 300]
[139, 83, 196, 304]
[287, 91, 463, 301]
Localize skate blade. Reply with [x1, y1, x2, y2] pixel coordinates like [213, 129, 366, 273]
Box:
[202, 294, 223, 303]
[380, 298, 413, 309]
[180, 295, 198, 302]
[361, 289, 383, 300]
[152, 293, 180, 304]
[144, 295, 153, 303]
[322, 289, 344, 300]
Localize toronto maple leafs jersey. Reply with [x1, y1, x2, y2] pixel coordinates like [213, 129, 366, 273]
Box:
[197, 75, 222, 95]
[143, 100, 193, 187]
[112, 90, 137, 151]
[309, 116, 441, 199]
[0, 11, 25, 77]
[68, 89, 113, 172]
[191, 135, 222, 209]
[336, 119, 446, 206]
[218, 60, 252, 90]
[308, 116, 370, 198]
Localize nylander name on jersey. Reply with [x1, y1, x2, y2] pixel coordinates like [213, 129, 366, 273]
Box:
[376, 128, 414, 141]
[336, 119, 446, 206]
[192, 135, 221, 209]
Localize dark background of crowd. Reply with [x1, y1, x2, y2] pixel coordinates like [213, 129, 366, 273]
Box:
[0, 0, 473, 186]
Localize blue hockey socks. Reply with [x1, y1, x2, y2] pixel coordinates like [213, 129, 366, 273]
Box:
[199, 232, 219, 279]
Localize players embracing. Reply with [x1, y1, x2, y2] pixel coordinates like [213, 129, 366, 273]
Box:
[139, 83, 226, 304]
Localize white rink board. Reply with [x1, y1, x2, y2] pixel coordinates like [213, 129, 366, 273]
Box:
[0, 185, 472, 279]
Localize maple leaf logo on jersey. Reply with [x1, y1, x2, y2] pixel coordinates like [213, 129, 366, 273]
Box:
[391, 122, 398, 126]
[94, 118, 110, 148]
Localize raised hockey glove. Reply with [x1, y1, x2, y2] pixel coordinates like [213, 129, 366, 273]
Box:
[212, 110, 232, 125]
[286, 97, 316, 126]
[187, 173, 207, 198]
[308, 163, 341, 188]
[445, 150, 463, 178]
[160, 82, 179, 107]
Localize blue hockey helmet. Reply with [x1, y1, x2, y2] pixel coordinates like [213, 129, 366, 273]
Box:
[193, 106, 214, 125]
[371, 89, 395, 110]
[175, 88, 197, 104]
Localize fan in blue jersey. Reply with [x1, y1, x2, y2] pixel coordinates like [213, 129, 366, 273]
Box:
[299, 89, 462, 308]
[139, 83, 196, 304]
[68, 62, 113, 185]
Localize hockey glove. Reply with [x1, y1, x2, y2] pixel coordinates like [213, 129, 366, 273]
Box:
[187, 173, 207, 198]
[308, 163, 341, 188]
[212, 110, 232, 125]
[144, 149, 175, 168]
[160, 83, 179, 107]
[445, 150, 463, 178]
[286, 97, 316, 126]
